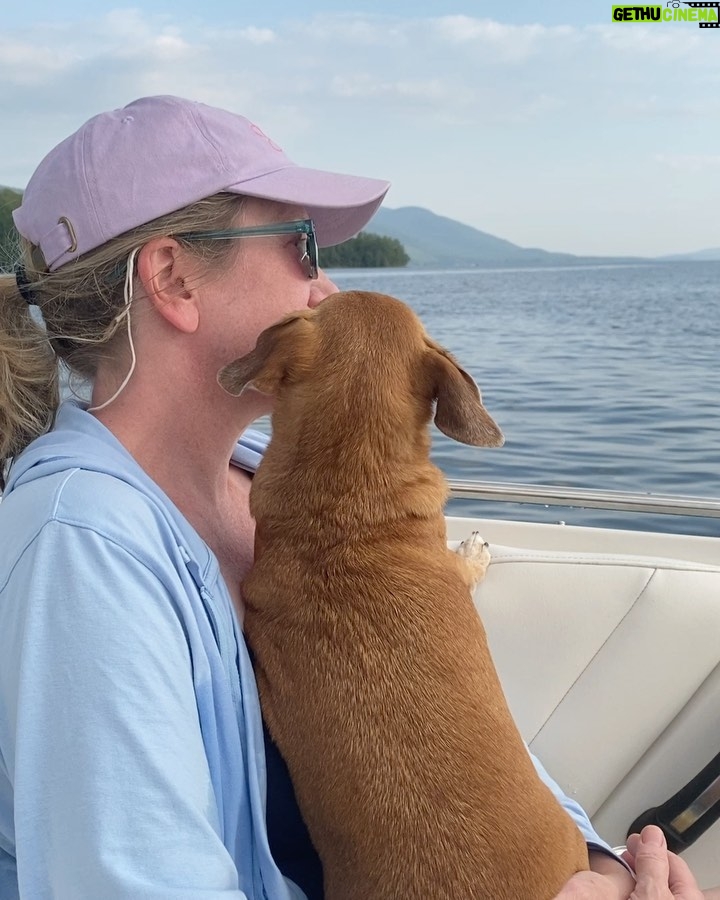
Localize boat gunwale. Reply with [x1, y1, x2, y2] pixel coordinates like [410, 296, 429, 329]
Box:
[447, 480, 720, 519]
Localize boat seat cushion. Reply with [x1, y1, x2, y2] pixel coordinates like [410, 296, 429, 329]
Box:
[453, 538, 720, 886]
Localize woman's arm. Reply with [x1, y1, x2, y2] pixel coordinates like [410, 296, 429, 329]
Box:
[588, 850, 636, 898]
[556, 826, 716, 899]
[530, 751, 633, 871]
[528, 750, 636, 898]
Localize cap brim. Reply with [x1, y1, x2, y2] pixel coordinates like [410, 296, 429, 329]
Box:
[226, 165, 390, 247]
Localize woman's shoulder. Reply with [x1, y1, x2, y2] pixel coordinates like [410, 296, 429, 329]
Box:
[7, 465, 167, 527]
[1, 466, 197, 579]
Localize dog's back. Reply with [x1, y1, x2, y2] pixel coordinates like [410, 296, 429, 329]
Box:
[220, 292, 588, 899]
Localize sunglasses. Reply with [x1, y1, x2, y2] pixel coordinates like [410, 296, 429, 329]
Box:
[177, 218, 319, 280]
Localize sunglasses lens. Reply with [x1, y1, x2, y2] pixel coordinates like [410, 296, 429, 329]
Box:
[309, 226, 318, 279]
[297, 236, 311, 277]
[298, 226, 318, 279]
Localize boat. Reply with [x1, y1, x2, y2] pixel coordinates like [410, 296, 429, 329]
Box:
[444, 479, 720, 887]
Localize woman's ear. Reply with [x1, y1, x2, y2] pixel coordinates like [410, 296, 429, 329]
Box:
[136, 238, 199, 334]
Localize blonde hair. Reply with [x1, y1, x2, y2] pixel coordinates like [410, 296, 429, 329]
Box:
[0, 192, 247, 488]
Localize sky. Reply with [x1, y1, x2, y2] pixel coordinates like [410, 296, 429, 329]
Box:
[3, 1, 720, 257]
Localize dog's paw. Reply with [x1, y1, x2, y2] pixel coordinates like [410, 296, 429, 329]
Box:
[455, 532, 491, 589]
[456, 531, 490, 563]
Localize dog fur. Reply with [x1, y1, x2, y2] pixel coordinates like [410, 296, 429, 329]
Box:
[219, 291, 589, 900]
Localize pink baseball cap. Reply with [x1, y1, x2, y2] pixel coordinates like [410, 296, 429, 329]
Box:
[13, 95, 391, 271]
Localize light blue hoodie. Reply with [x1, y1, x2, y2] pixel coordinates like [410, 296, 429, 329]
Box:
[0, 401, 617, 899]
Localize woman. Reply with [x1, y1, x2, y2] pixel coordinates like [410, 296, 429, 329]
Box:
[0, 95, 707, 898]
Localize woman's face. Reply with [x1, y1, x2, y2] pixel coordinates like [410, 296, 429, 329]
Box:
[198, 198, 339, 367]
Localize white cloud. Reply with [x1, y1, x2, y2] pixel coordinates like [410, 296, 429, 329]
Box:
[593, 21, 705, 55]
[330, 74, 455, 104]
[293, 13, 405, 47]
[433, 16, 579, 62]
[0, 36, 80, 85]
[237, 26, 276, 44]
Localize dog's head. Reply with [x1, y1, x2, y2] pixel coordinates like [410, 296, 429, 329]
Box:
[218, 291, 503, 448]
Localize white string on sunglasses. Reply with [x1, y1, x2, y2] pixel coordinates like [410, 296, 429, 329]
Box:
[87, 247, 140, 414]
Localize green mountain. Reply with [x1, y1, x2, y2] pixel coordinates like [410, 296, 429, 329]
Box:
[0, 186, 22, 268]
[658, 247, 720, 262]
[367, 206, 643, 269]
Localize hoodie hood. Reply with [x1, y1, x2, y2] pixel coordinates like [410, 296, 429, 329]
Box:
[5, 401, 270, 566]
[4, 401, 215, 569]
[7, 401, 143, 495]
[7, 400, 269, 495]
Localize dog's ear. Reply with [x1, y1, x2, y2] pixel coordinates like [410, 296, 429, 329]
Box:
[425, 339, 504, 447]
[218, 310, 317, 397]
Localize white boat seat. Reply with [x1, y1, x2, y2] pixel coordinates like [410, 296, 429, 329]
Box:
[446, 518, 720, 887]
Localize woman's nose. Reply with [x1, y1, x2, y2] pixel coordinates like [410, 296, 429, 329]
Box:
[308, 269, 340, 308]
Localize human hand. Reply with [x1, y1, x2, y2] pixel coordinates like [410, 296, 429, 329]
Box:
[553, 825, 707, 899]
[553, 869, 628, 899]
[622, 826, 706, 900]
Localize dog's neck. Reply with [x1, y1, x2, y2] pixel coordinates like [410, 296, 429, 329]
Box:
[252, 401, 448, 537]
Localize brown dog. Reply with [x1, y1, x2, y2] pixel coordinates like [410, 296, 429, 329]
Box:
[219, 291, 589, 900]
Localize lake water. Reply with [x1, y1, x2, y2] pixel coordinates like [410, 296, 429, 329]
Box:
[328, 261, 720, 537]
